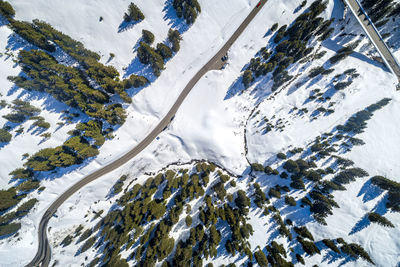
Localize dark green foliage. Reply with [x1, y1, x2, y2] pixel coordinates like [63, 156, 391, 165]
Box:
[273, 213, 292, 239]
[370, 176, 400, 191]
[2, 113, 25, 123]
[93, 165, 256, 266]
[280, 172, 288, 179]
[123, 74, 149, 89]
[321, 180, 346, 191]
[297, 237, 320, 255]
[310, 142, 324, 152]
[335, 157, 354, 167]
[168, 29, 182, 53]
[289, 147, 303, 154]
[268, 188, 281, 199]
[142, 29, 155, 44]
[0, 0, 15, 18]
[80, 236, 97, 253]
[24, 135, 99, 172]
[271, 23, 278, 32]
[294, 226, 314, 240]
[61, 234, 73, 247]
[329, 45, 355, 64]
[285, 195, 296, 206]
[331, 168, 369, 186]
[308, 66, 333, 78]
[243, 1, 330, 91]
[32, 117, 50, 129]
[274, 25, 287, 43]
[124, 2, 145, 22]
[0, 128, 11, 143]
[213, 181, 226, 200]
[277, 152, 287, 159]
[78, 228, 93, 243]
[16, 180, 40, 192]
[367, 212, 394, 227]
[296, 253, 305, 265]
[0, 212, 17, 226]
[290, 178, 305, 190]
[111, 175, 127, 195]
[341, 242, 374, 264]
[254, 183, 267, 208]
[15, 198, 37, 217]
[173, 0, 201, 24]
[242, 70, 254, 87]
[362, 0, 398, 24]
[0, 222, 21, 237]
[9, 49, 126, 124]
[283, 160, 299, 173]
[3, 99, 40, 124]
[251, 162, 264, 172]
[137, 42, 165, 76]
[0, 188, 18, 212]
[322, 239, 340, 253]
[31, 19, 133, 103]
[305, 170, 322, 182]
[254, 249, 269, 267]
[266, 241, 292, 267]
[334, 81, 352, 90]
[156, 43, 173, 60]
[8, 19, 56, 52]
[309, 191, 339, 224]
[185, 215, 192, 227]
[235, 190, 250, 213]
[76, 120, 105, 146]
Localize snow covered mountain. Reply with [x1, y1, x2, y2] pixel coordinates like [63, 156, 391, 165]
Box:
[0, 0, 399, 266]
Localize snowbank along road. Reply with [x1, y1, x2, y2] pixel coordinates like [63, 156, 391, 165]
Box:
[25, 1, 268, 266]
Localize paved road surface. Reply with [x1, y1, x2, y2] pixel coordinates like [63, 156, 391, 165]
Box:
[25, 1, 267, 266]
[346, 0, 400, 82]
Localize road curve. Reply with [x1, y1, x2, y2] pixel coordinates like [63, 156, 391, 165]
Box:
[26, 1, 267, 266]
[345, 0, 400, 82]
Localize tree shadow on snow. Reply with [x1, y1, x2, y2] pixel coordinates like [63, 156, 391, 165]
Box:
[118, 20, 141, 33]
[162, 0, 190, 34]
[349, 193, 388, 235]
[322, 39, 389, 73]
[357, 179, 384, 203]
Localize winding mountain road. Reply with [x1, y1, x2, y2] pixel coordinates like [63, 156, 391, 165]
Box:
[25, 1, 267, 266]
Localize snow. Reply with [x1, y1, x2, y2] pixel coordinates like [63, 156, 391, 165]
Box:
[0, 0, 399, 266]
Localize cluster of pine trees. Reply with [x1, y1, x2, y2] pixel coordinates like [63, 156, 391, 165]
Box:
[242, 0, 333, 90]
[137, 29, 181, 76]
[172, 0, 201, 24]
[361, 0, 400, 26]
[21, 120, 104, 172]
[74, 163, 262, 266]
[0, 0, 14, 18]
[2, 99, 41, 124]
